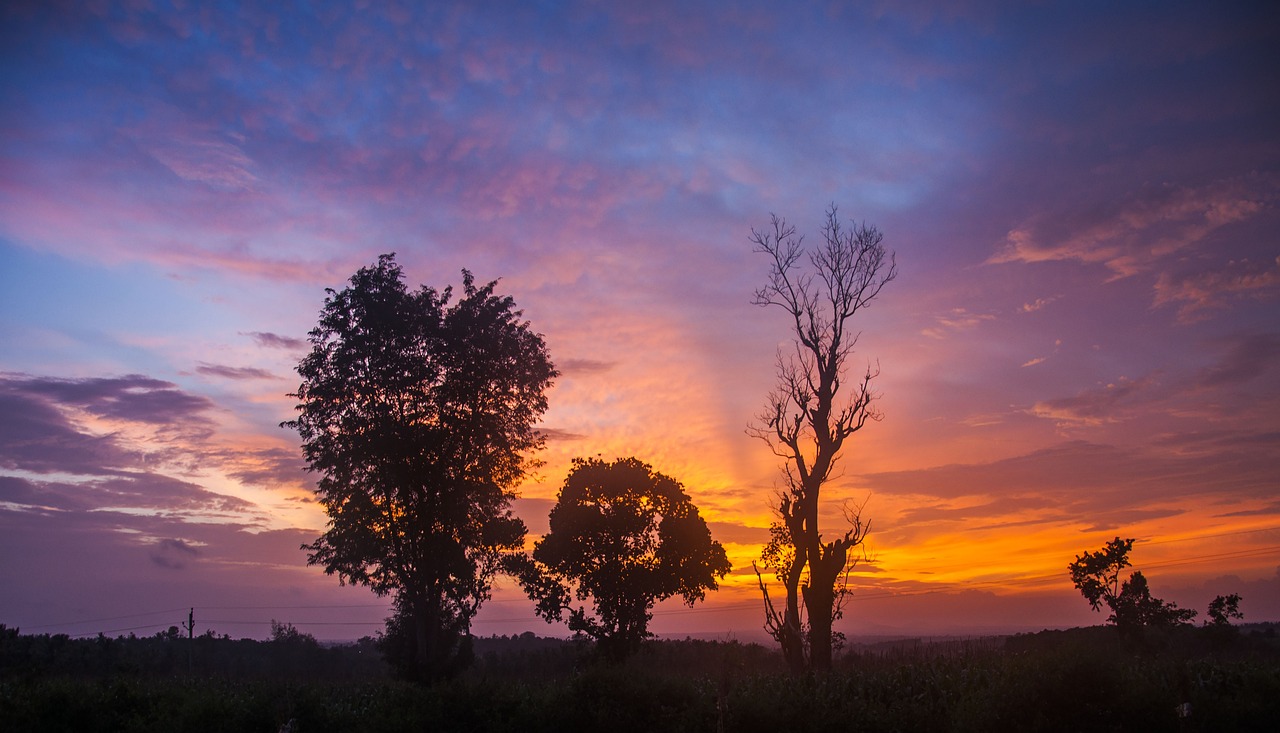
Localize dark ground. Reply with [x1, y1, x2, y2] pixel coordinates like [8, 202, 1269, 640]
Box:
[2, 622, 1277, 732]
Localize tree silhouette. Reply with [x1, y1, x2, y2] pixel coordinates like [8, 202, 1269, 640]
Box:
[1068, 537, 1134, 615]
[514, 457, 731, 662]
[747, 205, 895, 673]
[1110, 571, 1197, 629]
[1068, 537, 1195, 633]
[1206, 593, 1243, 627]
[285, 253, 557, 680]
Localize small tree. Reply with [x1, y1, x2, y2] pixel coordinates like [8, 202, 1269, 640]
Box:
[515, 457, 731, 661]
[286, 253, 557, 680]
[269, 620, 318, 647]
[1068, 537, 1134, 615]
[1068, 537, 1195, 632]
[748, 205, 894, 673]
[1110, 571, 1197, 629]
[1206, 593, 1243, 627]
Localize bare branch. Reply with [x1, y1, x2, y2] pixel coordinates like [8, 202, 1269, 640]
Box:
[746, 206, 895, 673]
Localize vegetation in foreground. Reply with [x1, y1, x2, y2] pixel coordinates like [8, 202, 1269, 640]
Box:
[2, 623, 1278, 732]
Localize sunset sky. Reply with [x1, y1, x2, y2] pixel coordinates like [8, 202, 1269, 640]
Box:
[2, 1, 1278, 643]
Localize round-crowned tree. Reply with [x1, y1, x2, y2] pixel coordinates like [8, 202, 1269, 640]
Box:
[516, 457, 731, 661]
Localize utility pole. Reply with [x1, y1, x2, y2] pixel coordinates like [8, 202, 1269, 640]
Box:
[182, 607, 194, 674]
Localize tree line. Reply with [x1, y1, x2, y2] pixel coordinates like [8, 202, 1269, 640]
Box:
[1069, 536, 1244, 634]
[283, 206, 896, 681]
[284, 254, 735, 680]
[284, 209, 1241, 684]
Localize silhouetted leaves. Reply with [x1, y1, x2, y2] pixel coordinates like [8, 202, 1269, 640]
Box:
[1207, 593, 1244, 627]
[285, 254, 556, 680]
[515, 457, 731, 661]
[1068, 537, 1196, 632]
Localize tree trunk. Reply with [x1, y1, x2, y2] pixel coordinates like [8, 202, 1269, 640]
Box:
[804, 540, 848, 673]
[779, 581, 807, 674]
[802, 582, 835, 672]
[412, 598, 435, 681]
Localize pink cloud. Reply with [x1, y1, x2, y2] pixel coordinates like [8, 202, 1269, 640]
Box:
[1030, 374, 1162, 427]
[990, 178, 1271, 279]
[1154, 257, 1280, 323]
[921, 307, 997, 339]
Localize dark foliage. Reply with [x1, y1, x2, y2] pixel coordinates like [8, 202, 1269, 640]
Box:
[3, 626, 1278, 732]
[1111, 571, 1199, 629]
[514, 457, 731, 661]
[1207, 593, 1244, 627]
[284, 253, 557, 680]
[1069, 537, 1197, 633]
[0, 626, 386, 682]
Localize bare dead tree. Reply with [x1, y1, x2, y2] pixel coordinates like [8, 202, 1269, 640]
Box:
[747, 204, 895, 673]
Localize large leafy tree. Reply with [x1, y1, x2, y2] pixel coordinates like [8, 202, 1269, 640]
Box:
[285, 253, 557, 680]
[515, 457, 731, 661]
[748, 205, 895, 673]
[1068, 537, 1196, 633]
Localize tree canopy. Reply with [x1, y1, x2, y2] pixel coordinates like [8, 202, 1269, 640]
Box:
[285, 253, 557, 679]
[515, 457, 731, 661]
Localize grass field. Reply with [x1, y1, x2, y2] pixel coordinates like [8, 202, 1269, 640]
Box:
[2, 625, 1277, 731]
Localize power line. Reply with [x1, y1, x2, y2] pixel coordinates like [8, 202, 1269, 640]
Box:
[201, 604, 389, 611]
[1141, 546, 1280, 571]
[70, 622, 176, 638]
[203, 620, 384, 626]
[24, 607, 190, 631]
[1140, 525, 1280, 546]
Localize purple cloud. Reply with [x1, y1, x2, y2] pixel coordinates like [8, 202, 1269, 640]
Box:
[861, 438, 1278, 510]
[196, 363, 279, 381]
[536, 428, 587, 442]
[1030, 374, 1163, 426]
[1197, 333, 1280, 387]
[0, 387, 138, 476]
[1, 473, 256, 516]
[215, 446, 309, 491]
[244, 332, 307, 350]
[11, 374, 215, 426]
[150, 537, 200, 570]
[558, 358, 616, 375]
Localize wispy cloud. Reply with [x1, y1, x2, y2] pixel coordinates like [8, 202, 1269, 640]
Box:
[861, 437, 1278, 522]
[8, 374, 215, 427]
[1196, 333, 1280, 387]
[244, 332, 307, 350]
[129, 104, 260, 192]
[196, 363, 279, 381]
[921, 307, 996, 339]
[1030, 374, 1161, 426]
[537, 428, 587, 442]
[558, 358, 617, 375]
[1020, 297, 1057, 313]
[149, 537, 200, 570]
[990, 179, 1272, 280]
[1154, 257, 1280, 323]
